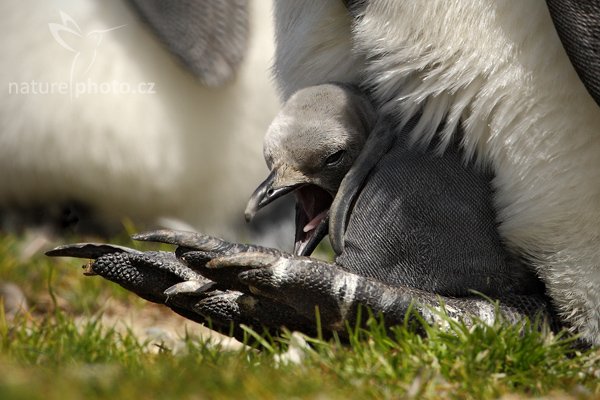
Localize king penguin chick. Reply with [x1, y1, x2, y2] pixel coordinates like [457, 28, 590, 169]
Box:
[245, 83, 545, 298]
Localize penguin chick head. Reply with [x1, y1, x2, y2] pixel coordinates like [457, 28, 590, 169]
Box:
[245, 83, 377, 256]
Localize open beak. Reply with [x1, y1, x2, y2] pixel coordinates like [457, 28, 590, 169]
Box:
[293, 197, 329, 256]
[245, 170, 299, 222]
[245, 170, 333, 257]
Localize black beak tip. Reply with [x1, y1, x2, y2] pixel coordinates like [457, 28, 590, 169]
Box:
[245, 170, 299, 224]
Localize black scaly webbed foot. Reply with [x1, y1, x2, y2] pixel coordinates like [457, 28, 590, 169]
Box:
[45, 231, 557, 339]
[46, 242, 214, 325]
[132, 230, 316, 334]
[46, 234, 316, 338]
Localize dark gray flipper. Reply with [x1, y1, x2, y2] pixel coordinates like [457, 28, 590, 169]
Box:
[329, 118, 397, 254]
[127, 0, 249, 86]
[546, 0, 600, 106]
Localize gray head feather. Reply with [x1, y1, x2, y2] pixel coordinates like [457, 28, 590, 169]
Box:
[263, 83, 376, 195]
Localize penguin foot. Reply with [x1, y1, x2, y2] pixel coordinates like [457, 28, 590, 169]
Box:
[46, 230, 559, 340]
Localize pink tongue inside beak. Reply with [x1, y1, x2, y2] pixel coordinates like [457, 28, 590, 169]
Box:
[303, 209, 329, 233]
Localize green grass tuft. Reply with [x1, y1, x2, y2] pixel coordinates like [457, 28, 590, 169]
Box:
[0, 232, 598, 399]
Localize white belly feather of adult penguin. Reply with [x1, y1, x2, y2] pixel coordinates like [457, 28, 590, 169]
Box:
[0, 0, 280, 240]
[272, 1, 600, 344]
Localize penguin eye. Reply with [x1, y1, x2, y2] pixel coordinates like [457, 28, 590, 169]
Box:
[324, 150, 345, 166]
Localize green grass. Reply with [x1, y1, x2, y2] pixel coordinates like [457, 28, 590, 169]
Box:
[0, 232, 599, 399]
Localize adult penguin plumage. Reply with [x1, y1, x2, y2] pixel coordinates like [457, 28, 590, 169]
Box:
[272, 0, 600, 344]
[0, 0, 284, 243]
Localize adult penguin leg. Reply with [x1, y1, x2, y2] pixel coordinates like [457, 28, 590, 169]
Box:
[176, 236, 558, 333]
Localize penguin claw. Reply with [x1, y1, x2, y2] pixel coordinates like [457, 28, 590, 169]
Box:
[132, 229, 212, 247]
[45, 243, 140, 259]
[132, 229, 243, 253]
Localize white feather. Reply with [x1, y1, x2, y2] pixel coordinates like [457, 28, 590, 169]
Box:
[272, 0, 363, 100]
[0, 0, 279, 239]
